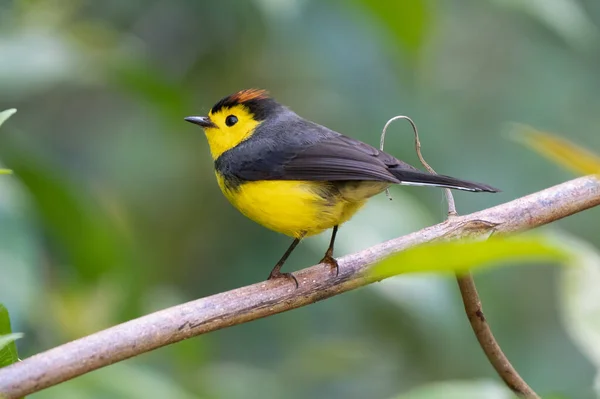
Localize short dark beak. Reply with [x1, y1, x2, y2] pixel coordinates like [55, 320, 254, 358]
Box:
[184, 116, 216, 128]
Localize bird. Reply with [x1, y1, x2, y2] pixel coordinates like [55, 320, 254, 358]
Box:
[185, 89, 499, 286]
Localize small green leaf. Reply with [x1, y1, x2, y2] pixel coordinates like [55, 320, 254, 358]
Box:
[0, 109, 15, 175]
[372, 235, 570, 279]
[510, 124, 600, 175]
[0, 305, 22, 369]
[0, 109, 17, 129]
[0, 334, 23, 355]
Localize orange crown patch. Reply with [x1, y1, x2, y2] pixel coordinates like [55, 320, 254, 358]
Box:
[230, 89, 270, 103]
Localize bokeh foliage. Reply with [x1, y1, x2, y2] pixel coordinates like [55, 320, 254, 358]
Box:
[0, 304, 21, 369]
[1, 0, 600, 398]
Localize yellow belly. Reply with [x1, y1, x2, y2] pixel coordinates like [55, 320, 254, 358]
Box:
[216, 175, 373, 238]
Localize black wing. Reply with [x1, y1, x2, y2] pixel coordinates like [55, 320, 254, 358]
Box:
[230, 132, 416, 183]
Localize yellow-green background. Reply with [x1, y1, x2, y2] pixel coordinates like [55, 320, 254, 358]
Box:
[1, 0, 600, 398]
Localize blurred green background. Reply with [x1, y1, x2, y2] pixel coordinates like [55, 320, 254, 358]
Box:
[1, 0, 600, 398]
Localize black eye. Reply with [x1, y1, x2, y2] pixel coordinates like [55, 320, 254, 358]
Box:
[225, 115, 238, 127]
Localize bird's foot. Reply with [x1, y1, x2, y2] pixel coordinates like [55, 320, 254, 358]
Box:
[268, 269, 299, 288]
[319, 254, 339, 277]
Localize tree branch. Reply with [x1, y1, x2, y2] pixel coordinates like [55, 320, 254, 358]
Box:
[1, 175, 599, 399]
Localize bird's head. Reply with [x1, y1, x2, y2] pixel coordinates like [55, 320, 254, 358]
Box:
[185, 89, 280, 159]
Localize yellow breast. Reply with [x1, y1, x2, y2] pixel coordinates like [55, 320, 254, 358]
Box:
[216, 174, 367, 238]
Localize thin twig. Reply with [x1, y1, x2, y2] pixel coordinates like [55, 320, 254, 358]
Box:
[380, 116, 456, 215]
[456, 273, 539, 397]
[0, 175, 598, 399]
[380, 116, 538, 397]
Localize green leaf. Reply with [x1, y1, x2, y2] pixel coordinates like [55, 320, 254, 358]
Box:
[0, 109, 15, 175]
[0, 334, 24, 359]
[0, 305, 22, 369]
[389, 379, 516, 399]
[510, 124, 600, 175]
[372, 235, 570, 279]
[0, 109, 17, 129]
[355, 0, 430, 56]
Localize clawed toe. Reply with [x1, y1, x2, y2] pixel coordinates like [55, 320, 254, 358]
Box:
[268, 270, 299, 288]
[319, 255, 339, 277]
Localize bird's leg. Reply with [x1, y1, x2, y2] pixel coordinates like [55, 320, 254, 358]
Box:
[268, 237, 301, 287]
[319, 225, 339, 276]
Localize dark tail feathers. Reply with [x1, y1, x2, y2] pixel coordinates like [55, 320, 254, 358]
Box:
[390, 169, 500, 193]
